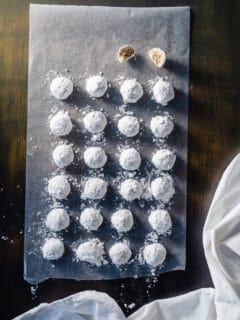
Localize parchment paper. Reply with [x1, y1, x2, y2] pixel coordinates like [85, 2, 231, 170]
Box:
[25, 4, 190, 283]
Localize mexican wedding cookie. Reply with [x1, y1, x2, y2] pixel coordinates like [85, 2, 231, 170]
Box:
[148, 48, 166, 68]
[50, 76, 73, 100]
[52, 144, 74, 168]
[83, 111, 107, 134]
[84, 147, 107, 169]
[152, 149, 176, 171]
[86, 75, 108, 98]
[143, 243, 166, 267]
[151, 175, 175, 203]
[109, 242, 132, 265]
[152, 78, 174, 106]
[120, 179, 142, 201]
[150, 115, 174, 138]
[118, 116, 140, 137]
[50, 111, 73, 136]
[148, 209, 172, 234]
[111, 209, 134, 233]
[76, 239, 105, 266]
[42, 238, 64, 260]
[48, 175, 71, 200]
[83, 178, 108, 200]
[119, 148, 141, 171]
[46, 208, 70, 232]
[117, 45, 135, 62]
[80, 208, 103, 231]
[120, 79, 143, 103]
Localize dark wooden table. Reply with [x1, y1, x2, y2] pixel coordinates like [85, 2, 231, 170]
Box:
[0, 0, 240, 319]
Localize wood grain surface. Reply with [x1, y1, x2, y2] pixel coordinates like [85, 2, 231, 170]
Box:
[0, 0, 240, 319]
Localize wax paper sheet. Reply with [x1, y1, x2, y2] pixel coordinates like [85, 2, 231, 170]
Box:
[18, 154, 240, 318]
[25, 4, 190, 283]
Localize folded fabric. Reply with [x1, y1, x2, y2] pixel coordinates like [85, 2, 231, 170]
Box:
[15, 154, 240, 319]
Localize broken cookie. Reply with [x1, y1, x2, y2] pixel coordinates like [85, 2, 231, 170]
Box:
[117, 45, 135, 62]
[148, 48, 166, 68]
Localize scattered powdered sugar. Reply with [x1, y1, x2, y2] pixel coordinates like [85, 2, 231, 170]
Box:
[30, 285, 38, 300]
[82, 177, 108, 200]
[120, 79, 143, 103]
[113, 73, 125, 84]
[125, 302, 136, 310]
[152, 78, 174, 106]
[50, 111, 73, 136]
[118, 115, 140, 137]
[83, 111, 107, 134]
[150, 115, 174, 138]
[46, 208, 70, 232]
[76, 238, 105, 266]
[48, 175, 71, 200]
[84, 146, 107, 169]
[150, 175, 175, 203]
[27, 69, 180, 287]
[152, 149, 176, 171]
[119, 148, 141, 171]
[1, 235, 9, 241]
[42, 238, 64, 260]
[86, 75, 108, 98]
[143, 243, 166, 267]
[111, 209, 134, 233]
[148, 209, 172, 235]
[109, 242, 132, 265]
[80, 208, 103, 231]
[50, 76, 73, 100]
[90, 132, 105, 142]
[145, 231, 159, 243]
[118, 104, 134, 116]
[120, 179, 142, 201]
[52, 144, 74, 168]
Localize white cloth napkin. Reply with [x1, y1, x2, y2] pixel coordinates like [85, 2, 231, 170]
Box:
[15, 154, 240, 319]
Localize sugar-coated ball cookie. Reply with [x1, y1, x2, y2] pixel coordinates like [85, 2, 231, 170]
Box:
[120, 179, 142, 201]
[120, 79, 143, 103]
[76, 239, 105, 266]
[42, 238, 64, 260]
[143, 243, 166, 267]
[46, 208, 70, 232]
[84, 147, 107, 169]
[50, 76, 73, 100]
[109, 242, 132, 265]
[52, 144, 74, 168]
[111, 209, 134, 233]
[152, 79, 174, 106]
[50, 111, 73, 136]
[80, 208, 103, 231]
[119, 148, 141, 171]
[151, 175, 175, 203]
[86, 75, 108, 98]
[83, 111, 107, 134]
[118, 116, 140, 137]
[48, 175, 71, 200]
[148, 209, 172, 234]
[150, 115, 174, 138]
[152, 149, 176, 171]
[83, 177, 108, 200]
